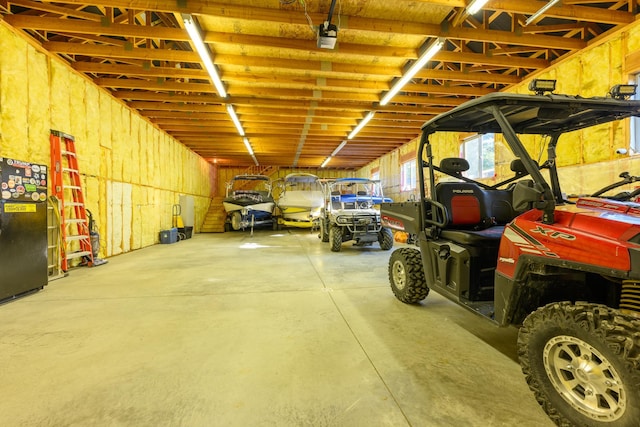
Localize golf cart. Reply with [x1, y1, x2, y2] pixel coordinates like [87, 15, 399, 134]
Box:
[319, 177, 394, 252]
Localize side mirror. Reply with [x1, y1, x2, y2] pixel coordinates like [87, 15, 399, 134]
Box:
[512, 180, 543, 212]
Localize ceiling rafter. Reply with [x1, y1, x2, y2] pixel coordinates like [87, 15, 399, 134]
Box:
[23, 0, 635, 32]
[2, 0, 636, 168]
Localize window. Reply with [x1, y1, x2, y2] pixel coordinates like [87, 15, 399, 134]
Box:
[460, 134, 495, 179]
[631, 73, 640, 154]
[401, 158, 416, 191]
[371, 170, 380, 181]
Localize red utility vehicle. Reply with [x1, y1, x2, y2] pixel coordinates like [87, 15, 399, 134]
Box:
[381, 80, 640, 427]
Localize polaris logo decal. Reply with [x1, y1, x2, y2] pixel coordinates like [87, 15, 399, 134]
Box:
[382, 215, 404, 230]
[530, 226, 576, 240]
[452, 189, 474, 194]
[499, 257, 515, 264]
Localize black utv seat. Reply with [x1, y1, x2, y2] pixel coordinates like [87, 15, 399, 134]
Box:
[483, 159, 528, 224]
[434, 158, 503, 246]
[439, 227, 504, 246]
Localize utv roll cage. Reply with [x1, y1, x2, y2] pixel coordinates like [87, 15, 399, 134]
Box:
[417, 91, 640, 229]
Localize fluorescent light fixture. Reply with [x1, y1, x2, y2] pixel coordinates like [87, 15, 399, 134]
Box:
[226, 104, 245, 136]
[243, 137, 254, 156]
[380, 38, 445, 106]
[466, 0, 489, 15]
[241, 137, 258, 165]
[242, 137, 258, 165]
[182, 14, 227, 98]
[347, 112, 376, 140]
[524, 0, 560, 26]
[331, 140, 347, 157]
[321, 157, 331, 168]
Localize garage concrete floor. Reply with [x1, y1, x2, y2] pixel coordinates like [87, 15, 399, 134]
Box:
[0, 229, 554, 427]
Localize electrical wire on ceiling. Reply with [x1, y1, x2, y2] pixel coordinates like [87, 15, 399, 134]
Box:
[280, 0, 342, 36]
[279, 0, 314, 33]
[302, 0, 314, 34]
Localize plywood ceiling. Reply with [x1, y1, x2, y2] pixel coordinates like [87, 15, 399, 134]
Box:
[0, 1, 636, 169]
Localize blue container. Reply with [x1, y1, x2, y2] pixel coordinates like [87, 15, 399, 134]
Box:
[159, 228, 178, 244]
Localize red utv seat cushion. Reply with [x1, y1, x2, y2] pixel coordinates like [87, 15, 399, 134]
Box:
[450, 195, 481, 225]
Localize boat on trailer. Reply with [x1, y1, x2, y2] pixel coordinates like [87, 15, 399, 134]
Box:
[223, 175, 275, 231]
[274, 173, 324, 229]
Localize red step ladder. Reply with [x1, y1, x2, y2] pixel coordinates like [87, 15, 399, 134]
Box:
[50, 130, 94, 270]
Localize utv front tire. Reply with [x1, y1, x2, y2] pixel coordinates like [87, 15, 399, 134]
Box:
[379, 227, 394, 251]
[319, 218, 329, 242]
[518, 302, 640, 427]
[329, 225, 342, 252]
[388, 248, 429, 303]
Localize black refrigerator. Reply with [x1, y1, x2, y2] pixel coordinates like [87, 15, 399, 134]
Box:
[0, 157, 49, 302]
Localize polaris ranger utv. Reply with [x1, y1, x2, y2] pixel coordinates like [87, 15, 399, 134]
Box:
[381, 80, 640, 427]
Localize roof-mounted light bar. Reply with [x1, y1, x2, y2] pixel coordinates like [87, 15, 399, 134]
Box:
[529, 79, 556, 95]
[609, 84, 637, 100]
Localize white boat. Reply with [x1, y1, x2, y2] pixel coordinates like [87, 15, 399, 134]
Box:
[223, 175, 275, 231]
[274, 173, 324, 228]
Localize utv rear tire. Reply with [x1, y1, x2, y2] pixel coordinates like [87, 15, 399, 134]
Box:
[329, 225, 342, 252]
[379, 227, 394, 250]
[518, 302, 640, 427]
[319, 218, 329, 242]
[388, 248, 429, 303]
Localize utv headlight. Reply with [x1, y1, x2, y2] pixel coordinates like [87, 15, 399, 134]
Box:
[336, 216, 350, 224]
